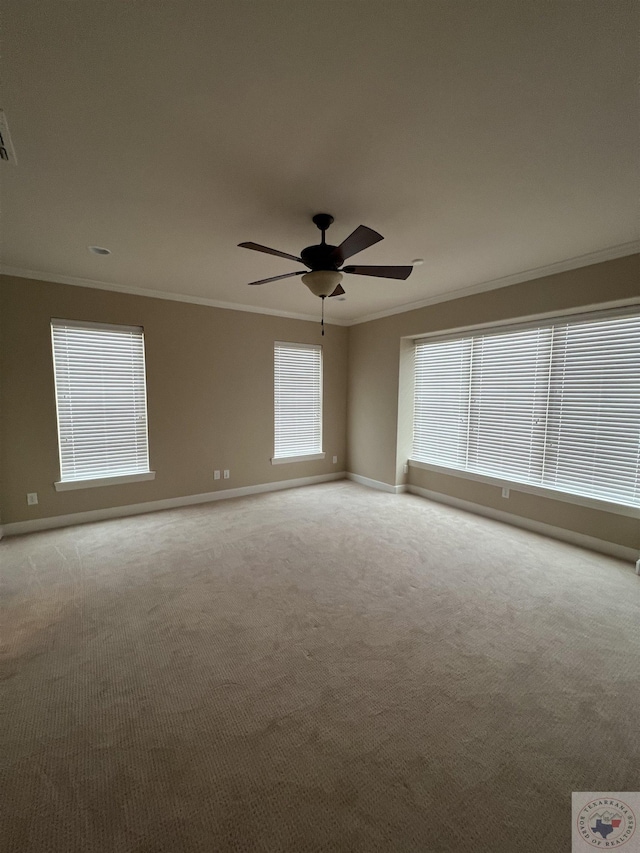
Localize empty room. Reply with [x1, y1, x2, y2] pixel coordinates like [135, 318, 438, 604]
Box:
[1, 2, 639, 851]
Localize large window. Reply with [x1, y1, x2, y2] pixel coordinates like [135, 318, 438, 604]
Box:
[51, 319, 153, 490]
[273, 342, 324, 463]
[412, 309, 640, 509]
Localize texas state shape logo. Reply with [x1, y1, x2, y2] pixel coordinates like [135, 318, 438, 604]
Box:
[576, 797, 636, 848]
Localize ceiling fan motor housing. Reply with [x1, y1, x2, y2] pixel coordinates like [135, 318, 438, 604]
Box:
[300, 243, 341, 271]
[300, 212, 342, 271]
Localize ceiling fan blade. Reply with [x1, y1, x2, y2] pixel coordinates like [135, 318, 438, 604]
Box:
[343, 264, 413, 280]
[238, 242, 303, 263]
[331, 225, 383, 263]
[328, 283, 346, 298]
[247, 271, 305, 286]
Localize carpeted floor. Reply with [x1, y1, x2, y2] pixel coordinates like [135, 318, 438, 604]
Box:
[1, 482, 638, 852]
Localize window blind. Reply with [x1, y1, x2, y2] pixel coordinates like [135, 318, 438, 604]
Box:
[413, 337, 471, 469]
[412, 310, 640, 508]
[51, 320, 150, 482]
[543, 314, 640, 505]
[274, 342, 322, 459]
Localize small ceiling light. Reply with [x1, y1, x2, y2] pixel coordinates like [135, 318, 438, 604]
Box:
[89, 246, 111, 255]
[411, 258, 424, 266]
[301, 270, 343, 298]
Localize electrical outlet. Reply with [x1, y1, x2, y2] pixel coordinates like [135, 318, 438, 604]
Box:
[332, 455, 337, 464]
[27, 492, 38, 505]
[501, 487, 510, 499]
[223, 469, 230, 479]
[214, 470, 220, 480]
[403, 463, 409, 475]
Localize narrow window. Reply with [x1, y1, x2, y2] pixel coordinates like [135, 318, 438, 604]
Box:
[273, 342, 324, 463]
[51, 319, 153, 489]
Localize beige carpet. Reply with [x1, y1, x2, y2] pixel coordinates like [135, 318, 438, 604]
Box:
[1, 482, 638, 852]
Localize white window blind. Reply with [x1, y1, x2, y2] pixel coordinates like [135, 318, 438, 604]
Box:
[412, 310, 640, 508]
[413, 338, 471, 469]
[467, 328, 553, 484]
[51, 320, 151, 483]
[274, 342, 323, 459]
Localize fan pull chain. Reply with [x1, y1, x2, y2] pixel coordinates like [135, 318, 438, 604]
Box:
[321, 296, 325, 336]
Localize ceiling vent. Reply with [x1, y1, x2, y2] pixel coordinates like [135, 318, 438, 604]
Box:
[0, 111, 17, 165]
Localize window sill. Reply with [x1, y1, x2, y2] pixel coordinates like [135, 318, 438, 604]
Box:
[54, 471, 156, 491]
[408, 460, 639, 519]
[271, 453, 325, 465]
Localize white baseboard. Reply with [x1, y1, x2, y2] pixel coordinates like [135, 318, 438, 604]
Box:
[347, 472, 406, 494]
[1, 472, 347, 537]
[407, 484, 638, 564]
[5, 476, 635, 566]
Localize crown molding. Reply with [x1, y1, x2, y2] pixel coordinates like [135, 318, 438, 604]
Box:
[2, 239, 637, 327]
[351, 240, 640, 325]
[0, 266, 351, 326]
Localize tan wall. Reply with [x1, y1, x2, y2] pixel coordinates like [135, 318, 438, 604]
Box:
[347, 254, 640, 550]
[2, 257, 639, 550]
[409, 468, 639, 551]
[0, 276, 348, 524]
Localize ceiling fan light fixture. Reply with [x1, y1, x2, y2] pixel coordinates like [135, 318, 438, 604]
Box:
[302, 270, 343, 298]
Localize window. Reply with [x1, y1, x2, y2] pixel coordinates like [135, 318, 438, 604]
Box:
[51, 319, 154, 490]
[412, 309, 640, 509]
[273, 342, 324, 463]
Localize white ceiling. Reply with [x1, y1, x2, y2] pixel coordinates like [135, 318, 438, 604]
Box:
[1, 1, 638, 323]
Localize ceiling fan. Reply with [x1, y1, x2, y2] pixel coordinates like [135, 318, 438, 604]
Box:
[238, 213, 413, 333]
